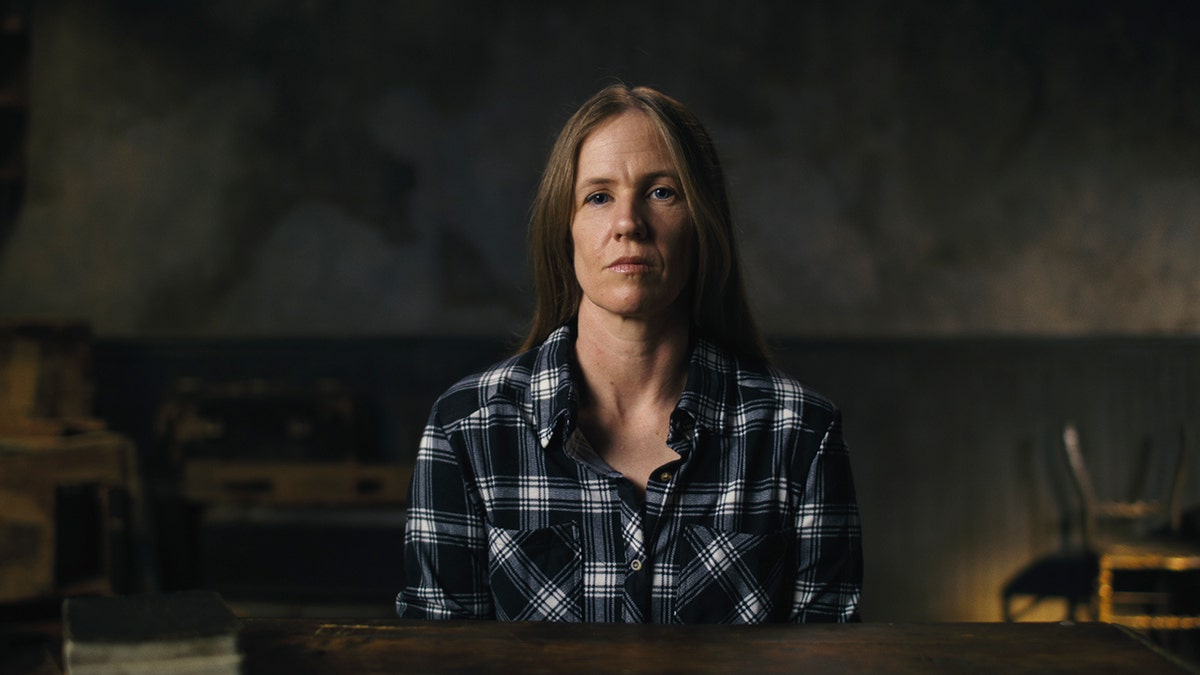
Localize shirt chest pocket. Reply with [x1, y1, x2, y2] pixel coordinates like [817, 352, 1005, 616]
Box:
[673, 524, 792, 624]
[486, 522, 582, 622]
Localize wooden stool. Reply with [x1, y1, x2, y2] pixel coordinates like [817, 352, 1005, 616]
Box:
[1097, 541, 1200, 630]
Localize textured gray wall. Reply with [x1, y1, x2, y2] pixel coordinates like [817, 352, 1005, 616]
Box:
[4, 0, 1200, 624]
[1, 1, 1198, 337]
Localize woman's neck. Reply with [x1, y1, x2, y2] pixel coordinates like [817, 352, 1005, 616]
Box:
[573, 304, 691, 418]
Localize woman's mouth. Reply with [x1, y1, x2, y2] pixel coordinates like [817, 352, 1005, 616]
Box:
[607, 257, 652, 273]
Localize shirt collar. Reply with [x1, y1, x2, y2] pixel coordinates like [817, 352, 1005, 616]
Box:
[531, 325, 577, 449]
[675, 334, 735, 436]
[530, 324, 736, 449]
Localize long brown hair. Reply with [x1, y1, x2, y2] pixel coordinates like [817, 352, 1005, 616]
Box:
[520, 84, 767, 362]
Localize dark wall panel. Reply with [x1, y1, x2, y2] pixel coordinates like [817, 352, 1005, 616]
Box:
[94, 336, 1200, 621]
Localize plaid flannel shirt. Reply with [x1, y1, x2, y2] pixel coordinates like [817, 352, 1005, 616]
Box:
[396, 324, 861, 623]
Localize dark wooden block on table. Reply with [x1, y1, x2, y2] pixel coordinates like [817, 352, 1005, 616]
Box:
[62, 589, 241, 674]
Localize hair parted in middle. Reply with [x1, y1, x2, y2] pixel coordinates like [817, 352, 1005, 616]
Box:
[520, 83, 767, 362]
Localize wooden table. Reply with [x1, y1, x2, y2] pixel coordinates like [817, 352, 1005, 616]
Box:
[3, 618, 1193, 674]
[0, 432, 143, 602]
[236, 620, 1195, 674]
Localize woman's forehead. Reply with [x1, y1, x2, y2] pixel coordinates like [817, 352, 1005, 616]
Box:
[576, 112, 677, 178]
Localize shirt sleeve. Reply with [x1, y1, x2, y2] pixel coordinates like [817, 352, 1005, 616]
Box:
[791, 407, 863, 622]
[395, 405, 494, 620]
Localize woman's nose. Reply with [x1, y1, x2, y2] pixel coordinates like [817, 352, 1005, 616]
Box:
[612, 200, 647, 240]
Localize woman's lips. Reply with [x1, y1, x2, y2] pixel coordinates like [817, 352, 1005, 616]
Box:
[607, 257, 652, 273]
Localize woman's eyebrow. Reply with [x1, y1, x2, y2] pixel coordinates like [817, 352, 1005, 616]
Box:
[575, 171, 679, 191]
[576, 176, 614, 190]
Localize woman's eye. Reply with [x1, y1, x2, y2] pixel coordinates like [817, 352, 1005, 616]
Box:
[586, 193, 610, 206]
[650, 187, 676, 200]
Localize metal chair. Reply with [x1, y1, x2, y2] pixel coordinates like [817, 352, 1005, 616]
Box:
[1001, 422, 1196, 623]
[1062, 423, 1200, 630]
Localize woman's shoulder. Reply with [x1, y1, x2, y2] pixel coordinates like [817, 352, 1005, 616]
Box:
[694, 336, 841, 426]
[733, 357, 841, 420]
[429, 348, 541, 421]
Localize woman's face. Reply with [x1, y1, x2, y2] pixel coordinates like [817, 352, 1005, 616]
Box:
[570, 111, 693, 327]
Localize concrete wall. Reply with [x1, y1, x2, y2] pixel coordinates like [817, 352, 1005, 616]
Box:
[1, 1, 1198, 337]
[5, 1, 1200, 623]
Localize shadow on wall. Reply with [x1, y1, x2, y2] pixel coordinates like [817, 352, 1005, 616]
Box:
[0, 2, 1197, 336]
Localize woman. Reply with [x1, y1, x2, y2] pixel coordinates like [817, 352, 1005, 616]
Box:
[396, 84, 862, 623]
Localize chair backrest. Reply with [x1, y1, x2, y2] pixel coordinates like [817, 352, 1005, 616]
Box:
[1061, 422, 1187, 549]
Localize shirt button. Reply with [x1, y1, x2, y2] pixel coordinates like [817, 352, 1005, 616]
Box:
[630, 560, 643, 572]
[659, 471, 672, 481]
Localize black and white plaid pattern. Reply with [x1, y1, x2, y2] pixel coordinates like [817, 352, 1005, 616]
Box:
[396, 325, 862, 623]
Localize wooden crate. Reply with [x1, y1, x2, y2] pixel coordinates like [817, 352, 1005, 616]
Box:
[0, 320, 93, 421]
[0, 320, 102, 438]
[182, 460, 412, 507]
[157, 379, 367, 464]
